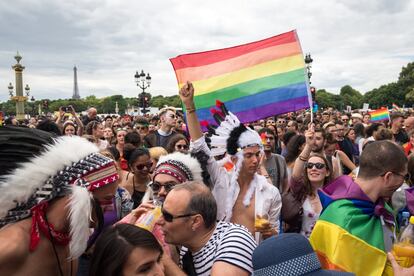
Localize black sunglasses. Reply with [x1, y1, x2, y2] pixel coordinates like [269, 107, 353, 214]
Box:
[305, 162, 326, 170]
[176, 144, 189, 150]
[149, 181, 176, 193]
[161, 207, 197, 223]
[135, 162, 153, 171]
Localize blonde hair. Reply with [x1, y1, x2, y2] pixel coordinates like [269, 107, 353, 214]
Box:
[158, 106, 176, 117]
[149, 147, 168, 161]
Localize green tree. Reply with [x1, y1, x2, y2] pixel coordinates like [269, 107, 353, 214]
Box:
[339, 85, 363, 109]
[315, 89, 342, 110]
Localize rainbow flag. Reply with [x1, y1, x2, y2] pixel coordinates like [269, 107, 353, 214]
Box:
[369, 108, 390, 122]
[310, 176, 394, 276]
[170, 30, 311, 124]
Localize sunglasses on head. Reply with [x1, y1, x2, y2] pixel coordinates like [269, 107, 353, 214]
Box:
[305, 162, 326, 169]
[149, 181, 176, 193]
[161, 206, 197, 223]
[135, 162, 153, 171]
[176, 144, 189, 150]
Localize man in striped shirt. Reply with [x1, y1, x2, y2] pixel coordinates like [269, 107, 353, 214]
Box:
[158, 181, 256, 276]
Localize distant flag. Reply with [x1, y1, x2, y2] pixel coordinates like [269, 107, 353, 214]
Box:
[392, 103, 401, 112]
[369, 108, 390, 122]
[170, 30, 311, 125]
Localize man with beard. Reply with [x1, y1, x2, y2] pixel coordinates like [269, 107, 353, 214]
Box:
[258, 128, 288, 193]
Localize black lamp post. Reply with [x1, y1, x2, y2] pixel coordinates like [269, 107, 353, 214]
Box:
[134, 70, 152, 114]
[304, 53, 313, 84]
[30, 96, 36, 117]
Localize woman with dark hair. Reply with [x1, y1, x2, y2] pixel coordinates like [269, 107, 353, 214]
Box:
[283, 153, 332, 237]
[358, 122, 384, 154]
[90, 224, 164, 276]
[165, 134, 189, 154]
[62, 120, 78, 136]
[120, 147, 152, 208]
[125, 131, 142, 148]
[85, 121, 108, 150]
[284, 135, 306, 178]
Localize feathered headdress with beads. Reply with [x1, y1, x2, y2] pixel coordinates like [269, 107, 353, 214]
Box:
[0, 126, 119, 259]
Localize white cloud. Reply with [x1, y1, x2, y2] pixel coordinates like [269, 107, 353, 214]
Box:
[0, 0, 413, 104]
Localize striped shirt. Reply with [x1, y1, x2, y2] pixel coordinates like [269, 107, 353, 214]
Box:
[180, 221, 256, 275]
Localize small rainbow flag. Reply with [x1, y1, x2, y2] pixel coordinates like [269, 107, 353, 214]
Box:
[369, 108, 390, 122]
[170, 30, 311, 124]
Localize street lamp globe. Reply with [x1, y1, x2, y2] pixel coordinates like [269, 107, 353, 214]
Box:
[8, 82, 14, 96]
[146, 73, 151, 86]
[134, 71, 140, 82]
[25, 84, 30, 96]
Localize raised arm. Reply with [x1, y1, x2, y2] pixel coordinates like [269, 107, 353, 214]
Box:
[291, 125, 314, 180]
[179, 81, 203, 141]
[69, 105, 84, 136]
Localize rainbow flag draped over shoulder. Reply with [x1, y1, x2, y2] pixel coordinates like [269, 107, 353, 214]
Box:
[310, 176, 395, 276]
[369, 108, 390, 122]
[169, 30, 311, 124]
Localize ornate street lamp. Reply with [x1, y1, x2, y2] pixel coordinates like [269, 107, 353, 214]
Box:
[134, 69, 152, 114]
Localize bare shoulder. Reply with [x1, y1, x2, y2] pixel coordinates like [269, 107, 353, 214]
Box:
[0, 224, 29, 266]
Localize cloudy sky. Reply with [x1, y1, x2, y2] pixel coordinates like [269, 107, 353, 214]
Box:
[0, 0, 413, 103]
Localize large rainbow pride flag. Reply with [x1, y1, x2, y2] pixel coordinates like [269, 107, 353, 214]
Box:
[170, 30, 311, 124]
[310, 176, 395, 276]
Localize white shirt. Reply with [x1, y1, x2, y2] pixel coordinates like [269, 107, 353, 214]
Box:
[191, 137, 282, 241]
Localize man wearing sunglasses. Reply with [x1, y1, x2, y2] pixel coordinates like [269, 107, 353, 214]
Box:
[143, 106, 180, 149]
[310, 141, 408, 275]
[159, 181, 256, 276]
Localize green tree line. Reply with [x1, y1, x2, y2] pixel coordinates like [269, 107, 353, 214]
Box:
[316, 61, 414, 110]
[0, 94, 182, 115]
[2, 61, 413, 115]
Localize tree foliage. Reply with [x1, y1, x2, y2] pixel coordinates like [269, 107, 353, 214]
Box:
[1, 93, 182, 116]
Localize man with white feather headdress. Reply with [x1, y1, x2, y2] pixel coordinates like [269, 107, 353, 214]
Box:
[0, 126, 120, 276]
[179, 82, 281, 242]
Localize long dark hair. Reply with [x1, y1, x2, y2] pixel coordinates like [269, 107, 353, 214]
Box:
[285, 135, 306, 164]
[296, 154, 332, 202]
[89, 224, 163, 276]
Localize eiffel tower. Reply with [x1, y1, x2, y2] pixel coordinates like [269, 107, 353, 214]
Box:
[72, 66, 80, 99]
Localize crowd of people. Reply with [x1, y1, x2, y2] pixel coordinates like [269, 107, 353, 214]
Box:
[2, 82, 414, 275]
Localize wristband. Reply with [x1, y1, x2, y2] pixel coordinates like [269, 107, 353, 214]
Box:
[299, 155, 307, 162]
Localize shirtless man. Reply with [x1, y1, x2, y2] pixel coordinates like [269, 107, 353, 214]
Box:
[0, 127, 120, 276]
[179, 82, 281, 241]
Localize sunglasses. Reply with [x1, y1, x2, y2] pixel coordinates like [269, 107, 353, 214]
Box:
[136, 126, 148, 130]
[135, 162, 153, 171]
[176, 144, 189, 150]
[169, 114, 176, 119]
[161, 206, 197, 223]
[305, 162, 326, 170]
[149, 181, 176, 193]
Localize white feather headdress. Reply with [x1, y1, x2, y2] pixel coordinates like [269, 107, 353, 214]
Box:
[0, 127, 119, 259]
